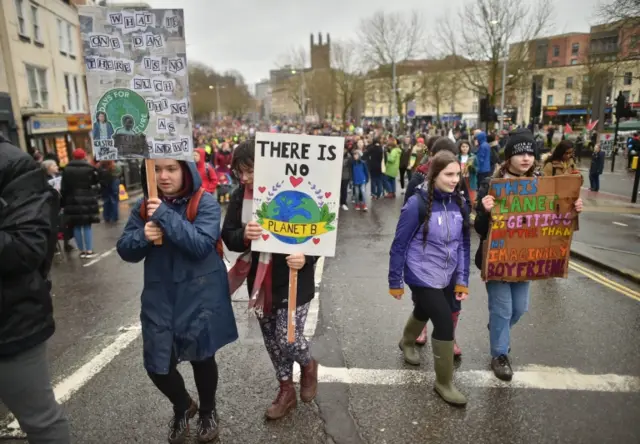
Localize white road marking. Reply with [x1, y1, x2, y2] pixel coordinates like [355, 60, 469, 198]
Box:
[83, 247, 117, 267]
[4, 327, 141, 433]
[291, 365, 640, 393]
[304, 257, 325, 338]
[612, 221, 629, 227]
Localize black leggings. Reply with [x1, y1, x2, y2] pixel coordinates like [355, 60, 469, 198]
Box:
[410, 286, 454, 341]
[148, 354, 218, 415]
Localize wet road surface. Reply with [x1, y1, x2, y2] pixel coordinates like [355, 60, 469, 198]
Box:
[1, 196, 639, 444]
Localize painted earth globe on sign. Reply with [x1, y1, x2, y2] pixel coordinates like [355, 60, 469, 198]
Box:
[266, 190, 321, 244]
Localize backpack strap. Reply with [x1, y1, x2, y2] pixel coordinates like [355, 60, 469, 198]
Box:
[186, 187, 205, 222]
[416, 191, 427, 223]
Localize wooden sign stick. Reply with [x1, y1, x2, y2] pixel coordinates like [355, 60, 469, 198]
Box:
[145, 158, 162, 246]
[287, 267, 299, 344]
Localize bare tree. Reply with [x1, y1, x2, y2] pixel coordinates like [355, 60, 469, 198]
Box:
[331, 40, 364, 124]
[277, 46, 309, 116]
[358, 10, 425, 130]
[421, 70, 448, 121]
[437, 0, 554, 107]
[597, 0, 640, 25]
[188, 62, 253, 121]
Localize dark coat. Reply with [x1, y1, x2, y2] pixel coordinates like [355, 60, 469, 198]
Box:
[61, 160, 100, 226]
[116, 162, 238, 374]
[589, 150, 605, 175]
[365, 143, 384, 175]
[221, 186, 316, 310]
[0, 135, 59, 357]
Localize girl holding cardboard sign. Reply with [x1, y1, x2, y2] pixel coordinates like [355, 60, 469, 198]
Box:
[474, 129, 583, 382]
[222, 140, 319, 421]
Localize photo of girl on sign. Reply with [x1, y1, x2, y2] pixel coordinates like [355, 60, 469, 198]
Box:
[92, 111, 114, 140]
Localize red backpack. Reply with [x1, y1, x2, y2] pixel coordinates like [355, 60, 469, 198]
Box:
[139, 187, 224, 258]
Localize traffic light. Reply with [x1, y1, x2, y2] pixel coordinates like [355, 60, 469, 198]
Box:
[615, 92, 627, 120]
[479, 96, 489, 121]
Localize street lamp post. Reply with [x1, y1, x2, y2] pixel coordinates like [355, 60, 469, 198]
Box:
[209, 85, 222, 121]
[291, 69, 307, 133]
[392, 60, 397, 136]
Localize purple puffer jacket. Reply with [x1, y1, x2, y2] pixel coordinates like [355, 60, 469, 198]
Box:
[388, 187, 470, 293]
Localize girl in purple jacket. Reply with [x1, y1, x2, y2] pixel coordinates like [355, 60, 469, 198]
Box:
[388, 151, 470, 407]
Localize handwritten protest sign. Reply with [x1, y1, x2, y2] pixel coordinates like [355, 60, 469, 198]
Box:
[252, 132, 345, 257]
[79, 7, 192, 161]
[481, 175, 582, 281]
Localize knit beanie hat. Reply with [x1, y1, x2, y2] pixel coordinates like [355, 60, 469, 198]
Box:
[504, 129, 535, 159]
[72, 148, 86, 160]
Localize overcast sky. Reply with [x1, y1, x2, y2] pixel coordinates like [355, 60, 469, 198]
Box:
[110, 0, 601, 88]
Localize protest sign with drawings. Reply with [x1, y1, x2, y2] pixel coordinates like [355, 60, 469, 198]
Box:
[481, 175, 582, 282]
[79, 7, 192, 161]
[251, 132, 345, 258]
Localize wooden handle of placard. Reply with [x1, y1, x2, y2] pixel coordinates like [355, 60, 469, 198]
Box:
[287, 267, 299, 344]
[145, 159, 162, 246]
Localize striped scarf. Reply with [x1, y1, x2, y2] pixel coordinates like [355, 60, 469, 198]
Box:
[227, 187, 273, 318]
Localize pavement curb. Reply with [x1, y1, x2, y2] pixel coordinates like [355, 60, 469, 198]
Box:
[570, 248, 640, 285]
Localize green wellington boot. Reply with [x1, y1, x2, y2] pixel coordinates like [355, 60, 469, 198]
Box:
[432, 338, 467, 406]
[398, 315, 426, 365]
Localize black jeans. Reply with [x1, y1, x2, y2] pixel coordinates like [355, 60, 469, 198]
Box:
[340, 179, 349, 206]
[399, 167, 412, 189]
[148, 353, 218, 415]
[410, 286, 454, 341]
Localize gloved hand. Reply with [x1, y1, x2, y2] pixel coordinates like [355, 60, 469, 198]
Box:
[389, 288, 404, 300]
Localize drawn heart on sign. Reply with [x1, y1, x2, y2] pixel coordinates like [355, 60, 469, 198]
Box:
[324, 192, 332, 198]
[258, 186, 266, 193]
[605, 134, 611, 140]
[289, 176, 303, 188]
[312, 238, 320, 245]
[262, 234, 270, 241]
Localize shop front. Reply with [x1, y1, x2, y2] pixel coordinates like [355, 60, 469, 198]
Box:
[67, 113, 92, 153]
[25, 114, 70, 165]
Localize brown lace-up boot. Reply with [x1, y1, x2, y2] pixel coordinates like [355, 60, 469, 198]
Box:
[265, 380, 297, 420]
[300, 359, 319, 402]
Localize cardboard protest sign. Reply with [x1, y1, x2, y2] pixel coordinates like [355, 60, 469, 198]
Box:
[79, 7, 192, 161]
[481, 175, 582, 282]
[252, 132, 345, 257]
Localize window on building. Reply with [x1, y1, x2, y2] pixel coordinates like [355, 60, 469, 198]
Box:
[631, 35, 640, 49]
[580, 93, 590, 105]
[564, 93, 573, 105]
[623, 72, 633, 85]
[552, 45, 560, 57]
[566, 77, 574, 89]
[571, 43, 579, 56]
[548, 78, 555, 89]
[57, 19, 67, 54]
[379, 106, 383, 115]
[472, 100, 478, 113]
[571, 59, 578, 65]
[73, 75, 82, 111]
[31, 5, 41, 42]
[546, 95, 554, 106]
[25, 65, 48, 108]
[64, 74, 72, 111]
[67, 23, 74, 55]
[15, 0, 26, 35]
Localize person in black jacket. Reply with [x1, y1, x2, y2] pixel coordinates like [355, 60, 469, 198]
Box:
[589, 143, 605, 191]
[61, 148, 100, 258]
[365, 137, 384, 199]
[221, 140, 318, 421]
[0, 135, 70, 443]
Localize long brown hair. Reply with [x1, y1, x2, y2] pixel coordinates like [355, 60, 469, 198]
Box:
[421, 151, 470, 246]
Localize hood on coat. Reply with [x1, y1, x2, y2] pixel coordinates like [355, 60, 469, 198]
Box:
[141, 159, 202, 199]
[194, 148, 206, 170]
[475, 131, 487, 145]
[0, 134, 40, 192]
